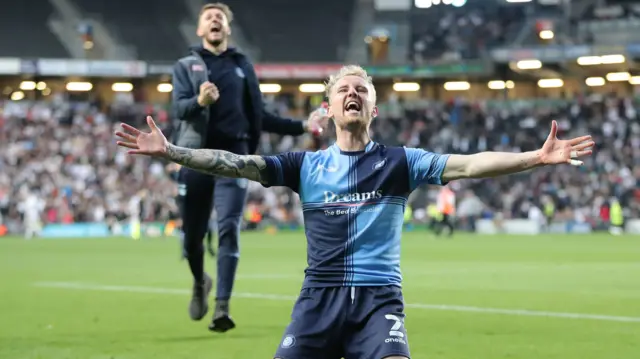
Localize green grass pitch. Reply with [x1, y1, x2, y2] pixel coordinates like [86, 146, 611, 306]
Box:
[1, 232, 639, 359]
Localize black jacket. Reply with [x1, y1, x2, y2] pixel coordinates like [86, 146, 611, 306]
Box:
[171, 47, 305, 154]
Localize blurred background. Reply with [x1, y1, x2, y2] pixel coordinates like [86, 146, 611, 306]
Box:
[0, 0, 639, 239]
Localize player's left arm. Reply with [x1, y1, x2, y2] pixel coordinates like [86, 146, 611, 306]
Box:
[441, 151, 543, 182]
[440, 121, 594, 182]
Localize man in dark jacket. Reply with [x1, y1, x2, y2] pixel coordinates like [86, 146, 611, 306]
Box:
[172, 2, 326, 333]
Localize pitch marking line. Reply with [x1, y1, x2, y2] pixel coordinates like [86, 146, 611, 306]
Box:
[33, 282, 640, 323]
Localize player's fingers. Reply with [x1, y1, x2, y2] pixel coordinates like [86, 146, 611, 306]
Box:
[548, 120, 558, 139]
[568, 148, 592, 162]
[146, 116, 159, 132]
[121, 123, 142, 135]
[572, 141, 595, 151]
[567, 158, 583, 166]
[116, 141, 139, 150]
[569, 135, 592, 145]
[115, 131, 137, 142]
[575, 149, 592, 157]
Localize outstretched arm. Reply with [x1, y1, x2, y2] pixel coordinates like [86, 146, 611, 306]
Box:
[442, 151, 543, 182]
[441, 121, 594, 182]
[164, 144, 269, 184]
[115, 116, 271, 185]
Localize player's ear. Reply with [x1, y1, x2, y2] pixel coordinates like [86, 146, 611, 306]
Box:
[196, 22, 204, 37]
[371, 106, 379, 118]
[326, 105, 334, 119]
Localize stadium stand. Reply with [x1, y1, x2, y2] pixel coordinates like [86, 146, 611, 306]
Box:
[225, 0, 355, 62]
[578, 2, 640, 46]
[410, 2, 525, 63]
[70, 0, 189, 61]
[0, 0, 69, 58]
[0, 99, 176, 234]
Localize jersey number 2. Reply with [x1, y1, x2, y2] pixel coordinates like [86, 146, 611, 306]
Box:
[385, 314, 405, 338]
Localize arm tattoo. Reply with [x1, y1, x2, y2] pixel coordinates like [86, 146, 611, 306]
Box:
[165, 144, 269, 184]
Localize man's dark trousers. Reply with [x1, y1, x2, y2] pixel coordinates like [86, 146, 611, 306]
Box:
[178, 161, 247, 301]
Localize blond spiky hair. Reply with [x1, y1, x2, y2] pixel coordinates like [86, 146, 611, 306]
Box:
[325, 65, 376, 102]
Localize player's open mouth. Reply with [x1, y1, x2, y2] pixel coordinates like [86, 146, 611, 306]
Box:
[210, 25, 222, 33]
[345, 101, 361, 113]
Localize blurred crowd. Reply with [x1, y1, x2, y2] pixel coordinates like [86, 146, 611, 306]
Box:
[1, 90, 639, 234]
[0, 94, 178, 234]
[410, 5, 524, 63]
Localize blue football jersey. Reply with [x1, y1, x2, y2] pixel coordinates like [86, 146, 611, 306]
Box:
[262, 142, 450, 288]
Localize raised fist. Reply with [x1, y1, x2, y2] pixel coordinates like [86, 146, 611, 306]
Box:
[197, 81, 219, 106]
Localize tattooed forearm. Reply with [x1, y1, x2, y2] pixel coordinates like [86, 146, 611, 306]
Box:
[164, 144, 269, 184]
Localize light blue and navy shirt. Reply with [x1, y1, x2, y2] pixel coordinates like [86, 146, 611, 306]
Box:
[262, 142, 450, 288]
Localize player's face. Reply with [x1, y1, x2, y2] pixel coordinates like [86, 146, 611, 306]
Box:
[197, 8, 231, 46]
[328, 75, 377, 128]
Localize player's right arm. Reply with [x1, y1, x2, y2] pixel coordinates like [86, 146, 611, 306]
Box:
[115, 116, 301, 189]
[165, 145, 269, 184]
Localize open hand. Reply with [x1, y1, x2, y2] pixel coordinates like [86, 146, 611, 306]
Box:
[115, 116, 169, 157]
[539, 120, 594, 166]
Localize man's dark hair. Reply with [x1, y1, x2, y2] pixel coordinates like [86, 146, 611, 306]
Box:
[199, 2, 234, 23]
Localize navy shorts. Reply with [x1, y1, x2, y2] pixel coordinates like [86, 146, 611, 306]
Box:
[274, 286, 410, 359]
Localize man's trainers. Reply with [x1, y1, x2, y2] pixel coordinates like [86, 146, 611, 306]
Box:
[188, 273, 212, 321]
[208, 300, 236, 333]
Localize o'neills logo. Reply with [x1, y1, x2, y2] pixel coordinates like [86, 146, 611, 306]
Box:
[323, 190, 383, 203]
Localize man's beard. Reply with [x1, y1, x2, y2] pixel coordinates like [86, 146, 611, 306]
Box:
[206, 36, 225, 47]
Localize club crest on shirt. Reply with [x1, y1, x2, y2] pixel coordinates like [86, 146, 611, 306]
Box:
[281, 334, 296, 348]
[235, 67, 245, 78]
[372, 158, 387, 170]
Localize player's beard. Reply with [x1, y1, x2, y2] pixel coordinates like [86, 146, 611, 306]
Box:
[334, 114, 371, 130]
